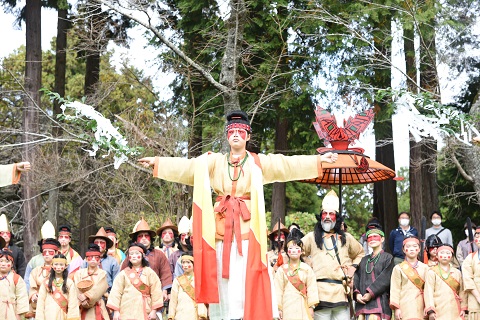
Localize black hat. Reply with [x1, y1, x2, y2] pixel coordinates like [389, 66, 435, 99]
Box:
[58, 225, 72, 235]
[425, 234, 442, 249]
[104, 227, 116, 234]
[226, 110, 251, 132]
[365, 219, 382, 233]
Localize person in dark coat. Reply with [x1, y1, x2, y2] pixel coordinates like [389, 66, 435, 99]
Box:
[354, 223, 394, 320]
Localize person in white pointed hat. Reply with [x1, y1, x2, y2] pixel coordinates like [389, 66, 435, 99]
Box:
[169, 216, 194, 280]
[0, 161, 31, 187]
[301, 190, 365, 320]
[24, 220, 56, 292]
[0, 213, 26, 277]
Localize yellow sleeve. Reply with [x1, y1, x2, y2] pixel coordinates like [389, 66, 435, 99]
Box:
[106, 271, 125, 311]
[83, 271, 109, 304]
[167, 278, 180, 319]
[462, 254, 476, 291]
[0, 164, 21, 187]
[389, 265, 402, 310]
[423, 269, 436, 314]
[458, 271, 468, 311]
[66, 279, 80, 320]
[35, 283, 47, 320]
[153, 157, 196, 185]
[147, 268, 163, 310]
[14, 276, 30, 315]
[258, 154, 321, 184]
[274, 265, 287, 310]
[305, 264, 319, 307]
[346, 233, 365, 264]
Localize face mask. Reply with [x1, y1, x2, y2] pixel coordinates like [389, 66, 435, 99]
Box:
[432, 219, 441, 226]
[321, 221, 333, 232]
[399, 219, 409, 227]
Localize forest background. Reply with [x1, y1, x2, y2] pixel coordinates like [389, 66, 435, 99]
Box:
[1, 0, 480, 259]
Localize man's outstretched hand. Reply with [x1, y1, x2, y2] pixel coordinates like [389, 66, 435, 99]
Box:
[138, 157, 155, 168]
[16, 162, 31, 172]
[320, 152, 338, 164]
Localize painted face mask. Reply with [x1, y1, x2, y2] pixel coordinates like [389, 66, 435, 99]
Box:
[437, 250, 452, 260]
[227, 128, 248, 140]
[287, 245, 302, 256]
[367, 234, 382, 243]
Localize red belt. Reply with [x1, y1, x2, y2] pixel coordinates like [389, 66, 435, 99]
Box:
[215, 195, 250, 279]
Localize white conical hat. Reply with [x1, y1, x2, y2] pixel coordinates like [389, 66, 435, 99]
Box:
[322, 190, 339, 212]
[178, 216, 190, 234]
[0, 214, 10, 232]
[41, 221, 56, 239]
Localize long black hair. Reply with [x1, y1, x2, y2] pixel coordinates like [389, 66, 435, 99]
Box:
[48, 254, 69, 294]
[314, 211, 346, 249]
[127, 242, 150, 268]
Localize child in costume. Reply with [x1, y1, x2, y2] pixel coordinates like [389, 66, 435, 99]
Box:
[389, 236, 429, 320]
[168, 253, 207, 320]
[107, 242, 163, 320]
[28, 238, 60, 317]
[0, 246, 29, 319]
[35, 253, 80, 320]
[353, 225, 394, 320]
[462, 225, 480, 320]
[274, 235, 318, 320]
[73, 244, 110, 320]
[424, 244, 467, 320]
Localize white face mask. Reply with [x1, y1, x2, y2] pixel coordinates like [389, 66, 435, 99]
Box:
[321, 221, 333, 232]
[432, 219, 441, 226]
[399, 219, 410, 227]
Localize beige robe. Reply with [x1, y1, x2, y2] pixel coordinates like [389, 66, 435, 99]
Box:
[0, 272, 29, 319]
[302, 231, 364, 307]
[106, 267, 163, 319]
[424, 266, 467, 320]
[462, 251, 480, 319]
[73, 267, 110, 320]
[274, 262, 318, 320]
[29, 265, 51, 314]
[0, 164, 21, 187]
[168, 275, 207, 320]
[35, 278, 80, 320]
[389, 261, 429, 319]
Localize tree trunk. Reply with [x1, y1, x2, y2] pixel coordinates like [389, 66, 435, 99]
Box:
[22, 0, 42, 261]
[219, 0, 246, 119]
[48, 7, 69, 229]
[271, 116, 288, 228]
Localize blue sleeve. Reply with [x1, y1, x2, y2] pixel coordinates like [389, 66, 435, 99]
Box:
[173, 259, 184, 279]
[24, 263, 32, 292]
[388, 230, 395, 253]
[412, 228, 418, 237]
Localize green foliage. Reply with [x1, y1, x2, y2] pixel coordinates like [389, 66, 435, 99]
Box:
[396, 167, 410, 213]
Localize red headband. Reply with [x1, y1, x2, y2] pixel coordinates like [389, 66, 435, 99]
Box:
[42, 244, 59, 251]
[403, 237, 420, 246]
[437, 245, 454, 253]
[85, 251, 101, 257]
[129, 246, 144, 254]
[225, 123, 251, 133]
[0, 254, 13, 262]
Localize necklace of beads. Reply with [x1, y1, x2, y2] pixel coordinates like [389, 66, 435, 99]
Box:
[287, 262, 300, 276]
[365, 252, 382, 274]
[54, 278, 64, 287]
[227, 153, 248, 181]
[438, 265, 450, 279]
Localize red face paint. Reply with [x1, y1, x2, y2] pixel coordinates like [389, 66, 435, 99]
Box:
[321, 211, 337, 222]
[137, 233, 151, 241]
[274, 234, 285, 242]
[94, 240, 107, 252]
[42, 249, 56, 256]
[438, 250, 452, 260]
[367, 234, 382, 242]
[287, 246, 302, 255]
[227, 129, 247, 140]
[86, 255, 100, 261]
[161, 230, 174, 240]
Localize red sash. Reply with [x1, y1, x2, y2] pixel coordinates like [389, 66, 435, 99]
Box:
[50, 285, 69, 314]
[283, 265, 307, 296]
